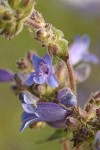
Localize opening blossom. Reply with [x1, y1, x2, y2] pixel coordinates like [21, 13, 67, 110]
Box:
[69, 35, 99, 83]
[25, 53, 58, 88]
[19, 88, 77, 132]
[57, 88, 77, 108]
[69, 35, 99, 66]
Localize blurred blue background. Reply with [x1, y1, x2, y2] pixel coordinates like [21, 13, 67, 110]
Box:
[0, 0, 100, 150]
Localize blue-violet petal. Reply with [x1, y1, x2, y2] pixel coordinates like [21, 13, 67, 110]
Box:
[0, 69, 13, 82]
[32, 54, 42, 71]
[46, 73, 58, 88]
[25, 72, 35, 86]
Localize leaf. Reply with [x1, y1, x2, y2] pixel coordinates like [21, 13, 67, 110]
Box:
[37, 129, 73, 144]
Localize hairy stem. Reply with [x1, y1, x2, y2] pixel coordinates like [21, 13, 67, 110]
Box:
[65, 57, 76, 95]
[60, 138, 71, 150]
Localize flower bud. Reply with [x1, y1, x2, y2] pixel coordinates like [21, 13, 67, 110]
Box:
[19, 90, 39, 107]
[36, 29, 49, 46]
[48, 43, 60, 56]
[66, 117, 78, 131]
[14, 73, 27, 90]
[57, 87, 77, 108]
[26, 50, 36, 62]
[96, 108, 100, 117]
[1, 10, 13, 22]
[8, 0, 20, 9]
[75, 106, 88, 121]
[37, 85, 46, 95]
[0, 0, 35, 39]
[8, 0, 35, 10]
[30, 11, 45, 29]
[16, 58, 31, 70]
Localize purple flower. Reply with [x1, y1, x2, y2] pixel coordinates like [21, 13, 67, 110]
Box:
[25, 53, 58, 88]
[61, 0, 100, 16]
[69, 35, 99, 65]
[0, 69, 14, 82]
[19, 91, 73, 131]
[57, 87, 77, 107]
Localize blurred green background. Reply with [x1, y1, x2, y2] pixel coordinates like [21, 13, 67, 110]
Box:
[0, 0, 100, 150]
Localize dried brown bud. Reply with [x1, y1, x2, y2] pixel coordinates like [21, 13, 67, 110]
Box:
[14, 73, 27, 90]
[66, 117, 78, 131]
[96, 108, 100, 117]
[27, 11, 44, 29]
[85, 103, 94, 113]
[31, 11, 44, 26]
[48, 43, 59, 56]
[73, 106, 88, 121]
[37, 85, 46, 95]
[16, 58, 31, 70]
[26, 50, 36, 62]
[31, 84, 46, 96]
[93, 91, 100, 100]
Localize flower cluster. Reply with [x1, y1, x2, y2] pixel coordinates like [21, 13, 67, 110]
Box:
[0, 50, 78, 133]
[0, 1, 99, 148]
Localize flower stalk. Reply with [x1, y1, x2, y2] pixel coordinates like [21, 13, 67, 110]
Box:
[64, 56, 76, 95]
[60, 138, 71, 150]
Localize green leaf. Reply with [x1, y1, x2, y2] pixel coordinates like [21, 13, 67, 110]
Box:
[37, 129, 73, 144]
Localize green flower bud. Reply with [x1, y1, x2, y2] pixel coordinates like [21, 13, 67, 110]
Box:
[0, 0, 35, 39]
[8, 0, 21, 9]
[8, 0, 35, 10]
[36, 29, 50, 46]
